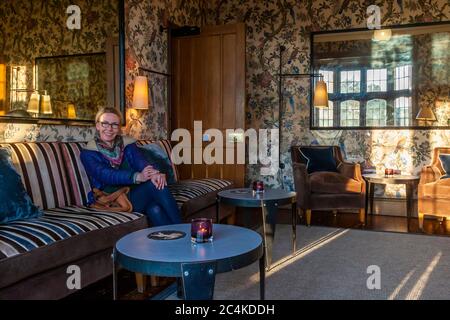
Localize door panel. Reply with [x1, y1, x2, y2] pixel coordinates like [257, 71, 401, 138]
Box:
[172, 23, 245, 187]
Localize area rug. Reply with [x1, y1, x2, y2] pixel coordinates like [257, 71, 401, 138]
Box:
[210, 225, 450, 300]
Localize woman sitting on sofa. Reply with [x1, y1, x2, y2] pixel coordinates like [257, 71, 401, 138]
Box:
[80, 107, 181, 226]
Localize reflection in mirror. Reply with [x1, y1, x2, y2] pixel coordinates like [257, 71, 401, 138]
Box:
[0, 0, 120, 124]
[35, 53, 107, 120]
[311, 22, 450, 129]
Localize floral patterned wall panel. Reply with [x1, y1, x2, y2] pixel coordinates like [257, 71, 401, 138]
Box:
[124, 0, 208, 140]
[206, 0, 450, 197]
[0, 0, 118, 142]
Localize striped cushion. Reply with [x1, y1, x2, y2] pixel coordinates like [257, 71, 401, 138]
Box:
[137, 139, 179, 182]
[59, 142, 92, 206]
[168, 178, 233, 208]
[0, 206, 143, 260]
[0, 142, 71, 210]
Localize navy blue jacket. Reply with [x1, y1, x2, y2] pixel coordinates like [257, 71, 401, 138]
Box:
[80, 137, 154, 205]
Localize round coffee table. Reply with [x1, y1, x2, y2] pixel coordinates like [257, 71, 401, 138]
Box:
[113, 224, 264, 300]
[216, 188, 297, 270]
[363, 174, 420, 219]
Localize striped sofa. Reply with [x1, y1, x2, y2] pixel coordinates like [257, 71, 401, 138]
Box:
[0, 140, 233, 299]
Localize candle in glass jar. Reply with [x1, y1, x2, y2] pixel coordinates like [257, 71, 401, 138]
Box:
[191, 218, 213, 243]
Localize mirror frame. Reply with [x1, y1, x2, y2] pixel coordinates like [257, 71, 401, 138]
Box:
[0, 0, 125, 126]
[310, 20, 450, 130]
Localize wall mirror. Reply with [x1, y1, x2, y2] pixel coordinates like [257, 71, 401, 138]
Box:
[311, 21, 450, 129]
[0, 0, 125, 125]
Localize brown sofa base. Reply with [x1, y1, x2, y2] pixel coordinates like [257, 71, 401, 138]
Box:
[0, 248, 115, 300]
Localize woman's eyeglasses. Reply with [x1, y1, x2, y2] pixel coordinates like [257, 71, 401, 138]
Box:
[99, 121, 120, 129]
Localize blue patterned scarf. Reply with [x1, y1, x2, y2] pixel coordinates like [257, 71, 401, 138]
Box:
[94, 132, 125, 169]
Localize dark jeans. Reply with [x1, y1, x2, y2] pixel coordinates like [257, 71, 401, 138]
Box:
[129, 181, 181, 226]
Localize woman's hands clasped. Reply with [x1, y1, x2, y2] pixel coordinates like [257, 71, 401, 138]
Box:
[135, 165, 167, 190]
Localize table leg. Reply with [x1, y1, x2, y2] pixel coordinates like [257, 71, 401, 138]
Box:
[365, 181, 369, 215]
[291, 202, 297, 254]
[369, 182, 375, 214]
[215, 196, 220, 223]
[259, 253, 265, 300]
[406, 183, 414, 220]
[112, 250, 118, 300]
[261, 202, 277, 270]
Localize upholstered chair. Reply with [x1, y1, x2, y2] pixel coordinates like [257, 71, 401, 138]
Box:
[291, 146, 366, 226]
[418, 147, 450, 230]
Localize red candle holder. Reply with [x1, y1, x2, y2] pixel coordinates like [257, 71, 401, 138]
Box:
[191, 218, 213, 243]
[252, 180, 265, 194]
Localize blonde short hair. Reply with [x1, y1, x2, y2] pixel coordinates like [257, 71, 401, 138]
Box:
[95, 107, 123, 124]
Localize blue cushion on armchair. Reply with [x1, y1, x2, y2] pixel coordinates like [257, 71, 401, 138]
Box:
[0, 148, 43, 224]
[138, 143, 176, 184]
[439, 153, 450, 180]
[298, 147, 339, 174]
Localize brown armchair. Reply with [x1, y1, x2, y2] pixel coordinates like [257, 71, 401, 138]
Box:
[418, 147, 450, 230]
[291, 146, 366, 226]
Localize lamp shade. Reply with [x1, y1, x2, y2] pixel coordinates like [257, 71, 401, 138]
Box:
[27, 92, 40, 113]
[67, 102, 76, 119]
[373, 29, 392, 41]
[41, 94, 52, 114]
[416, 105, 436, 121]
[313, 80, 329, 108]
[0, 63, 5, 114]
[132, 76, 149, 110]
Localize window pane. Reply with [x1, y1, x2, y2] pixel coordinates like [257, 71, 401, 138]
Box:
[340, 100, 360, 126]
[394, 97, 411, 126]
[366, 99, 387, 126]
[395, 65, 412, 90]
[319, 70, 334, 94]
[367, 68, 387, 92]
[340, 70, 360, 94]
[317, 101, 334, 127]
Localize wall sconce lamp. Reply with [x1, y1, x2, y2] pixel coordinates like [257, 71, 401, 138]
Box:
[67, 102, 77, 119]
[416, 105, 437, 123]
[277, 45, 329, 186]
[0, 61, 6, 116]
[126, 75, 151, 135]
[26, 90, 52, 116]
[132, 75, 150, 110]
[372, 29, 392, 41]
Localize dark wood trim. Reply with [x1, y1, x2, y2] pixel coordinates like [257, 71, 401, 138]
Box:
[119, 0, 125, 124]
[311, 125, 450, 130]
[0, 116, 94, 126]
[34, 52, 106, 61]
[311, 20, 450, 36]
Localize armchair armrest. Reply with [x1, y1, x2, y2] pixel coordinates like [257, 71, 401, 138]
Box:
[338, 161, 364, 183]
[292, 162, 310, 209]
[419, 165, 441, 185]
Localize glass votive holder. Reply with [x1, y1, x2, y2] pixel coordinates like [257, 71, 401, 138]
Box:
[252, 180, 265, 194]
[191, 218, 213, 243]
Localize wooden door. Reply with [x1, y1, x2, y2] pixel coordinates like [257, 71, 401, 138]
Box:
[171, 23, 246, 187]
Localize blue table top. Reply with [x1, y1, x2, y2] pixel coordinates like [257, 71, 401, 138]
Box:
[114, 224, 263, 276]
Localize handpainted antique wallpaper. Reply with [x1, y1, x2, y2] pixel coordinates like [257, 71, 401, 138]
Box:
[205, 0, 450, 197]
[0, 0, 118, 142]
[124, 0, 208, 140]
[2, 0, 450, 201]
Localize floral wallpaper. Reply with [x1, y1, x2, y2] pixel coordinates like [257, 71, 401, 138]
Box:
[2, 0, 450, 200]
[205, 0, 450, 197]
[124, 0, 208, 140]
[0, 0, 118, 142]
